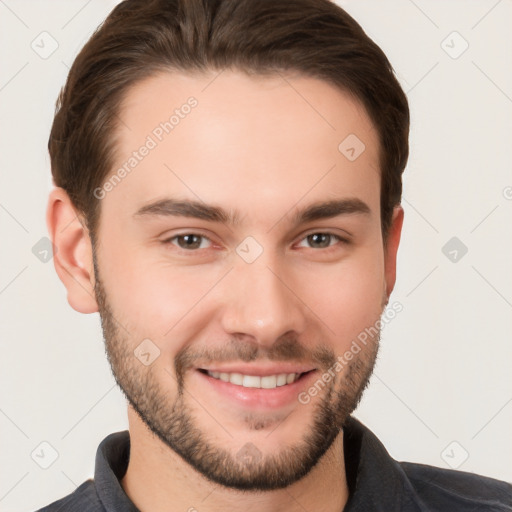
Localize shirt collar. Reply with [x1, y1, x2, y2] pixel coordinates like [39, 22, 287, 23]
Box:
[94, 429, 140, 511]
[343, 416, 422, 511]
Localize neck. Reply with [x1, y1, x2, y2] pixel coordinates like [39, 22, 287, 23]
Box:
[121, 406, 349, 512]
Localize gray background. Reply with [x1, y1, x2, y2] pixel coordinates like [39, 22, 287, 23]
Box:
[1, 0, 511, 510]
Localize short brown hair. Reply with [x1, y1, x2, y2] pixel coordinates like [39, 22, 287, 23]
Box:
[49, 0, 409, 240]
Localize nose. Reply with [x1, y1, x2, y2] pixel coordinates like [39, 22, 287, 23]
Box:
[219, 257, 307, 348]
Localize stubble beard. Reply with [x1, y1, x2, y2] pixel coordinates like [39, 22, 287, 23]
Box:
[93, 253, 380, 491]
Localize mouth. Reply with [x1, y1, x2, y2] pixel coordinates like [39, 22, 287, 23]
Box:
[198, 369, 314, 389]
[193, 365, 318, 410]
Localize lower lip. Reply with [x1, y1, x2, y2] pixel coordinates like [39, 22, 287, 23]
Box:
[194, 370, 318, 409]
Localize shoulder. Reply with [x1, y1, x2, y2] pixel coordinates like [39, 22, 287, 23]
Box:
[34, 479, 104, 512]
[400, 461, 512, 510]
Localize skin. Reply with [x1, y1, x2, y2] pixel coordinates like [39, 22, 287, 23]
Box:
[47, 70, 403, 512]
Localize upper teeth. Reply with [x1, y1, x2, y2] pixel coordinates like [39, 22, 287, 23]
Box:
[206, 371, 300, 389]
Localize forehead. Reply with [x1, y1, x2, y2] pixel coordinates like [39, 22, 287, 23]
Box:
[104, 70, 381, 223]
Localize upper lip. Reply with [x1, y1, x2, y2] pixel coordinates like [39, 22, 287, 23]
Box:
[197, 363, 316, 376]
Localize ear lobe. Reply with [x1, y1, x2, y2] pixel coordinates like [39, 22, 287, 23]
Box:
[384, 205, 404, 300]
[46, 188, 98, 314]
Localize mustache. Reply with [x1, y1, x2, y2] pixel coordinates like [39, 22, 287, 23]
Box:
[174, 335, 336, 389]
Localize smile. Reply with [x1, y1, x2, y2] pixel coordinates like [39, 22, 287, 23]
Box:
[204, 370, 303, 389]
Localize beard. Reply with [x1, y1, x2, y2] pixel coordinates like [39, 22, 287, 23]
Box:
[93, 253, 380, 491]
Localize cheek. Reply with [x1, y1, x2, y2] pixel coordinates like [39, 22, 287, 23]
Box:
[99, 246, 217, 340]
[298, 250, 385, 345]
[98, 230, 385, 354]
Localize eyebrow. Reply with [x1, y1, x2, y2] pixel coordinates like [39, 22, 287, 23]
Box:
[134, 197, 371, 226]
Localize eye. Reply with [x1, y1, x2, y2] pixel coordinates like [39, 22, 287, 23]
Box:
[164, 233, 212, 250]
[162, 232, 347, 252]
[297, 232, 346, 250]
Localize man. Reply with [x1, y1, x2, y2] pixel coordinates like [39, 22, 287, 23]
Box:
[38, 0, 511, 510]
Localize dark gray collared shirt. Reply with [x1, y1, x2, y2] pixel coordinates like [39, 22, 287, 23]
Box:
[36, 417, 512, 511]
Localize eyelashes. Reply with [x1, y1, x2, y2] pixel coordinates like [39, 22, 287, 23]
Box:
[165, 233, 211, 250]
[162, 231, 350, 253]
[296, 232, 347, 250]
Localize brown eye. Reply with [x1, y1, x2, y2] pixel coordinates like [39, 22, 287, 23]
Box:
[165, 234, 211, 250]
[299, 232, 343, 249]
[307, 233, 333, 248]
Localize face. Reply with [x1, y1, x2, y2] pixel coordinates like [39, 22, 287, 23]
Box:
[91, 70, 397, 490]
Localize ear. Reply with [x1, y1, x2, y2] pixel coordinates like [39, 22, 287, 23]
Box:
[383, 205, 404, 300]
[46, 188, 98, 314]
